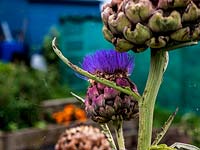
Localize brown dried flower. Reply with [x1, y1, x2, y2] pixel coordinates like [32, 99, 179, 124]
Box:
[55, 125, 111, 150]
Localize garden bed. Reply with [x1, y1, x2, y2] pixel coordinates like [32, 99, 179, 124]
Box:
[0, 98, 138, 150]
[0, 124, 66, 150]
[1, 98, 192, 150]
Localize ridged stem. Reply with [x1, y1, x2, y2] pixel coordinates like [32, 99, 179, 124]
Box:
[100, 124, 117, 150]
[114, 120, 125, 150]
[137, 50, 169, 150]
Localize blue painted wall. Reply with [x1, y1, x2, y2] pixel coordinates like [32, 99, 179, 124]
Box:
[0, 0, 28, 32]
[0, 0, 101, 48]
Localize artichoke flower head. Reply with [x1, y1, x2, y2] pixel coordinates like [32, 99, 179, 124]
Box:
[102, 0, 200, 52]
[82, 50, 138, 123]
[55, 125, 111, 150]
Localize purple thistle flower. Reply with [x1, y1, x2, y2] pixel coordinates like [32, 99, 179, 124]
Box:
[82, 50, 135, 76]
[82, 50, 138, 123]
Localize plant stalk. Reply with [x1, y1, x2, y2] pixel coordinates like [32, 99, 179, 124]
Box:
[100, 124, 117, 150]
[114, 120, 126, 150]
[137, 49, 169, 150]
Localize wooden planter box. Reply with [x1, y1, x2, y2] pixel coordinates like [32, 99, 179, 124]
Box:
[0, 124, 66, 150]
[0, 98, 138, 150]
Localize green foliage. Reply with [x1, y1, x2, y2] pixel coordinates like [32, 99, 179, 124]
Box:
[181, 113, 200, 147]
[43, 34, 59, 65]
[153, 106, 181, 128]
[0, 62, 71, 131]
[154, 106, 200, 146]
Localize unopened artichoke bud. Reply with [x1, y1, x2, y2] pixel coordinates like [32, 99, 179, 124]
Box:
[123, 23, 152, 44]
[101, 5, 114, 26]
[99, 105, 115, 118]
[148, 10, 182, 32]
[132, 47, 147, 53]
[55, 125, 111, 150]
[146, 36, 169, 49]
[173, 0, 191, 7]
[171, 25, 200, 41]
[81, 50, 139, 123]
[108, 12, 131, 34]
[182, 1, 200, 22]
[158, 0, 190, 9]
[114, 37, 134, 52]
[102, 25, 114, 42]
[193, 24, 200, 40]
[171, 27, 191, 41]
[101, 0, 200, 52]
[124, 0, 154, 24]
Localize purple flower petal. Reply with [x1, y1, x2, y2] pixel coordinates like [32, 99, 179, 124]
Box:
[116, 78, 130, 87]
[87, 85, 99, 100]
[93, 94, 105, 107]
[82, 50, 135, 75]
[104, 87, 120, 99]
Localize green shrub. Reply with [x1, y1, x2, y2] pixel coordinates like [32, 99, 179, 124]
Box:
[153, 106, 200, 146]
[181, 113, 200, 146]
[0, 62, 70, 131]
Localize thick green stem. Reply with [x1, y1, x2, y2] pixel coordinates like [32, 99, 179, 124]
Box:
[114, 120, 125, 150]
[137, 50, 169, 150]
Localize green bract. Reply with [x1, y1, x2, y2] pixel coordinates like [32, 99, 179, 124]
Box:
[150, 144, 176, 150]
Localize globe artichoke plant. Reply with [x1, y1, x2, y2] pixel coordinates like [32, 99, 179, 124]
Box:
[82, 50, 138, 123]
[102, 0, 200, 52]
[52, 0, 200, 149]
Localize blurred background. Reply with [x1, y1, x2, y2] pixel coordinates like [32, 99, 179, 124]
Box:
[0, 0, 199, 149]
